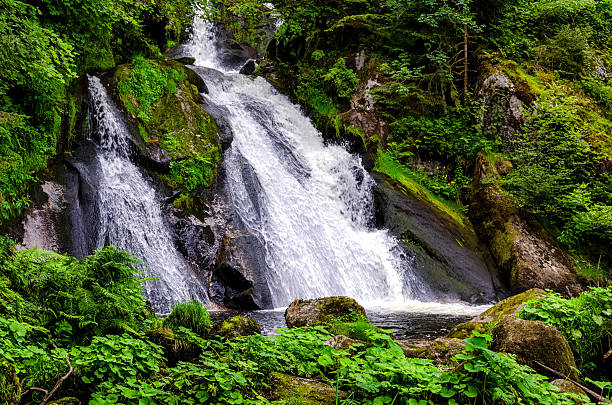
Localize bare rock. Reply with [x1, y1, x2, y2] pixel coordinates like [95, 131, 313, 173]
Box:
[324, 335, 363, 351]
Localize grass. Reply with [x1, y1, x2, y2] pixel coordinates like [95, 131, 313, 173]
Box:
[374, 150, 470, 230]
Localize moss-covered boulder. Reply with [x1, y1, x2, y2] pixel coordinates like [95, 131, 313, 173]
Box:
[269, 373, 346, 404]
[491, 317, 577, 378]
[108, 57, 221, 205]
[551, 379, 587, 399]
[211, 316, 261, 339]
[470, 153, 581, 295]
[448, 288, 548, 338]
[145, 328, 201, 366]
[0, 362, 20, 404]
[48, 397, 81, 405]
[397, 338, 467, 365]
[284, 297, 367, 328]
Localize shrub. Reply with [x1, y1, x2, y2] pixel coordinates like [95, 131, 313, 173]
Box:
[519, 286, 612, 367]
[3, 246, 149, 343]
[323, 58, 359, 99]
[163, 301, 211, 337]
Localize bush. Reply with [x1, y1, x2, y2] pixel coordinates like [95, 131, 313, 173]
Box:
[163, 301, 211, 337]
[323, 58, 359, 99]
[2, 246, 149, 343]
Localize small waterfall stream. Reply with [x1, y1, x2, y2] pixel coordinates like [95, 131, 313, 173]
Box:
[185, 14, 433, 308]
[85, 76, 208, 313]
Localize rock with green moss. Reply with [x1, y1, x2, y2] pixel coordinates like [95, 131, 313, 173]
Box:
[470, 153, 581, 295]
[397, 338, 466, 365]
[551, 379, 587, 399]
[211, 316, 261, 339]
[145, 327, 201, 366]
[491, 316, 577, 378]
[108, 57, 221, 195]
[448, 288, 548, 338]
[284, 297, 367, 328]
[269, 372, 346, 404]
[48, 397, 81, 405]
[372, 171, 504, 304]
[0, 362, 20, 404]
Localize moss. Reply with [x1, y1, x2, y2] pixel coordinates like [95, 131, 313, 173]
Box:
[145, 327, 201, 365]
[374, 151, 470, 231]
[48, 397, 81, 405]
[212, 316, 261, 339]
[0, 362, 20, 404]
[448, 289, 549, 339]
[113, 57, 221, 195]
[491, 317, 578, 378]
[316, 297, 367, 324]
[270, 373, 345, 404]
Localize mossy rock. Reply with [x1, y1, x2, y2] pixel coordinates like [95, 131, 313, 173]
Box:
[145, 327, 201, 366]
[211, 316, 261, 339]
[284, 297, 367, 328]
[48, 397, 81, 405]
[269, 373, 346, 404]
[0, 362, 20, 404]
[491, 317, 578, 378]
[448, 288, 547, 339]
[551, 379, 588, 401]
[397, 338, 466, 365]
[110, 58, 220, 195]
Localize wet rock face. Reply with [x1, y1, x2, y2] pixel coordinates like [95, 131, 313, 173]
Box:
[372, 172, 505, 304]
[239, 59, 257, 75]
[284, 297, 367, 328]
[491, 316, 577, 378]
[470, 154, 581, 295]
[479, 73, 526, 142]
[211, 221, 273, 310]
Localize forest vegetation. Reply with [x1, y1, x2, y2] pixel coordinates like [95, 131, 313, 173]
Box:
[0, 0, 611, 403]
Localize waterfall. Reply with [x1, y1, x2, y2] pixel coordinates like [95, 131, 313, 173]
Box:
[185, 15, 433, 308]
[85, 76, 208, 314]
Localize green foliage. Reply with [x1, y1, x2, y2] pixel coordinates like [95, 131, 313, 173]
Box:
[519, 286, 612, 367]
[503, 90, 611, 262]
[2, 246, 149, 343]
[536, 26, 593, 75]
[117, 56, 186, 124]
[71, 334, 164, 385]
[323, 58, 360, 99]
[163, 301, 211, 337]
[168, 155, 217, 191]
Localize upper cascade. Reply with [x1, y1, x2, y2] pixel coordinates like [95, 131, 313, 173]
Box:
[185, 12, 434, 308]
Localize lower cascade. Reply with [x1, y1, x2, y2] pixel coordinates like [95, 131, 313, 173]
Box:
[83, 76, 208, 313]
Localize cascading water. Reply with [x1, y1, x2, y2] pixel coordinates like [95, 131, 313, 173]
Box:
[85, 76, 208, 313]
[185, 13, 434, 308]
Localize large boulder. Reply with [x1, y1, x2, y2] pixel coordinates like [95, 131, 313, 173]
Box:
[491, 316, 577, 378]
[448, 288, 548, 339]
[269, 373, 346, 404]
[285, 297, 367, 328]
[211, 316, 261, 339]
[373, 172, 505, 304]
[470, 153, 581, 295]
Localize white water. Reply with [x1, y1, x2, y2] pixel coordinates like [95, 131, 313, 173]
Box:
[87, 76, 208, 313]
[185, 17, 436, 309]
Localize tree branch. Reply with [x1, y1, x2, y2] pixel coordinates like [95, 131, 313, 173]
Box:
[39, 356, 73, 405]
[534, 361, 610, 403]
